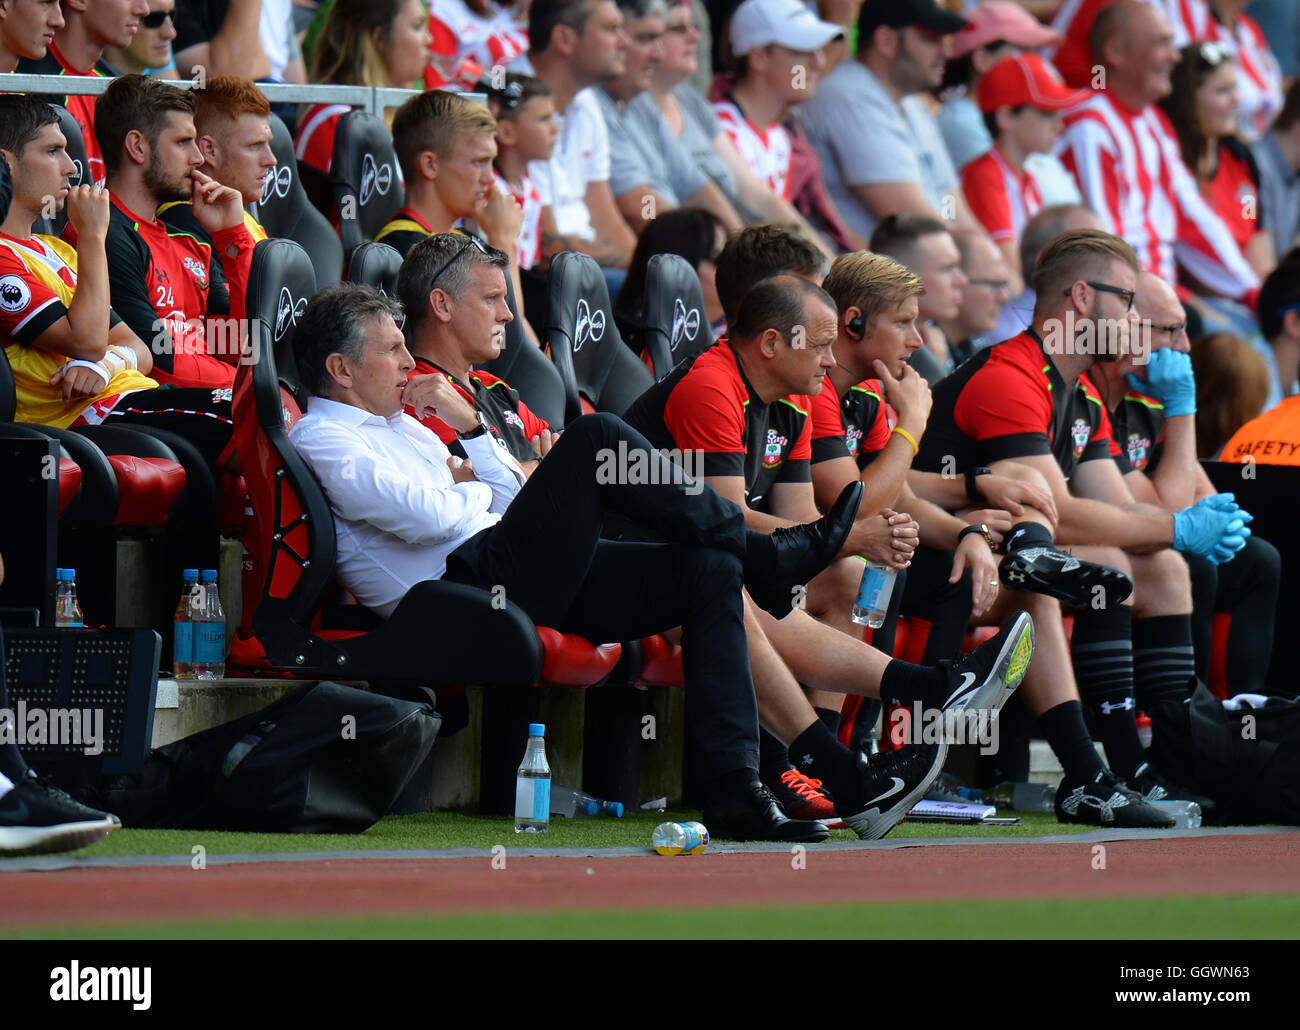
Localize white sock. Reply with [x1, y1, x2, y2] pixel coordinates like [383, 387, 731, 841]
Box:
[0, 770, 13, 801]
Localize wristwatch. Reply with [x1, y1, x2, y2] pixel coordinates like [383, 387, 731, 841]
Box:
[965, 466, 992, 503]
[458, 412, 489, 440]
[958, 523, 995, 551]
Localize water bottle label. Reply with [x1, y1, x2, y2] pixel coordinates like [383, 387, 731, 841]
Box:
[194, 624, 225, 664]
[856, 566, 888, 610]
[515, 777, 551, 822]
[532, 778, 550, 822]
[174, 622, 193, 663]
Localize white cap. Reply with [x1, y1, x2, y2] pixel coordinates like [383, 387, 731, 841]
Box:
[729, 0, 845, 57]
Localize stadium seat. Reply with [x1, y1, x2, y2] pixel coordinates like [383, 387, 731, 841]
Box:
[329, 111, 403, 264]
[640, 253, 714, 378]
[480, 271, 568, 429]
[248, 114, 344, 286]
[544, 252, 654, 424]
[230, 238, 621, 691]
[33, 104, 87, 238]
[345, 240, 402, 295]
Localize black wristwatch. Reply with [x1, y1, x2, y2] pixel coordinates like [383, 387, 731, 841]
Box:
[958, 523, 994, 551]
[965, 466, 992, 503]
[458, 413, 489, 440]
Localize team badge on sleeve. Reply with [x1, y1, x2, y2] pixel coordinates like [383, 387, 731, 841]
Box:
[0, 274, 32, 314]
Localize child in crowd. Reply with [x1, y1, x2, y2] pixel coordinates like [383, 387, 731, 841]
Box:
[487, 72, 557, 273]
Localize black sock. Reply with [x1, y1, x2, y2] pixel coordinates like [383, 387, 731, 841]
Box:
[1132, 615, 1197, 708]
[758, 728, 792, 783]
[880, 660, 946, 710]
[1038, 700, 1106, 784]
[790, 719, 861, 807]
[1003, 521, 1054, 554]
[813, 706, 840, 734]
[1071, 605, 1145, 778]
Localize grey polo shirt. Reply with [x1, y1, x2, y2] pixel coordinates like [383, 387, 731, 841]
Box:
[1252, 132, 1300, 257]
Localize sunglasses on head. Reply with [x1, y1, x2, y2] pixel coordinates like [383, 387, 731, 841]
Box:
[479, 76, 525, 111]
[429, 234, 490, 288]
[142, 9, 175, 29]
[1198, 41, 1232, 66]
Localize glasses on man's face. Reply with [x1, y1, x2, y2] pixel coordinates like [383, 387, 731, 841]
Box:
[429, 234, 490, 288]
[142, 9, 175, 29]
[1144, 320, 1187, 342]
[1065, 280, 1136, 312]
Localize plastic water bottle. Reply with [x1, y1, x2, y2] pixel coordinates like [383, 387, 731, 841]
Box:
[514, 723, 550, 833]
[851, 560, 898, 628]
[652, 821, 709, 855]
[192, 569, 226, 680]
[172, 568, 199, 679]
[550, 785, 623, 818]
[54, 568, 84, 627]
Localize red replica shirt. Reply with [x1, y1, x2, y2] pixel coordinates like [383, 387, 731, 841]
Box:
[962, 147, 1043, 245]
[1204, 139, 1263, 255]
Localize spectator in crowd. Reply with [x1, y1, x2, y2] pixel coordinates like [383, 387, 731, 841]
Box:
[0, 0, 65, 73]
[1218, 324, 1300, 463]
[1049, 0, 1190, 89]
[19, 0, 150, 187]
[296, 0, 432, 176]
[713, 222, 823, 327]
[962, 54, 1091, 298]
[0, 95, 234, 465]
[915, 229, 1252, 811]
[1199, 0, 1283, 141]
[528, 0, 638, 283]
[1159, 42, 1275, 279]
[1195, 331, 1273, 456]
[940, 230, 1013, 367]
[1058, 2, 1260, 319]
[991, 202, 1106, 344]
[869, 214, 968, 381]
[1089, 272, 1281, 697]
[1247, 248, 1300, 408]
[424, 0, 530, 89]
[640, 0, 827, 248]
[485, 73, 555, 277]
[172, 0, 268, 80]
[101, 0, 178, 77]
[595, 0, 740, 235]
[1251, 80, 1300, 261]
[613, 207, 727, 345]
[159, 75, 276, 244]
[95, 75, 256, 398]
[802, 0, 978, 244]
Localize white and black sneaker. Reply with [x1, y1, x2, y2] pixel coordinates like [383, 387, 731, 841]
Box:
[938, 611, 1035, 716]
[0, 771, 121, 857]
[841, 738, 949, 840]
[1000, 546, 1133, 608]
[1054, 768, 1176, 828]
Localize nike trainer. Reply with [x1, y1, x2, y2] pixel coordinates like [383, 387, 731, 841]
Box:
[840, 738, 949, 840]
[938, 611, 1035, 717]
[0, 771, 121, 857]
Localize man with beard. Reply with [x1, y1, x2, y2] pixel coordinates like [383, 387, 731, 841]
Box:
[91, 74, 255, 391]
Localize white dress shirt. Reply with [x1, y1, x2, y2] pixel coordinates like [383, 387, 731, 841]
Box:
[289, 396, 526, 618]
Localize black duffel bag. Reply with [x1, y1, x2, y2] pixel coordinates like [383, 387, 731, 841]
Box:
[88, 681, 441, 832]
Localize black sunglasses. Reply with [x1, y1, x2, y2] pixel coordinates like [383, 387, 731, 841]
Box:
[1065, 280, 1135, 312]
[429, 234, 490, 288]
[142, 9, 175, 28]
[479, 76, 525, 110]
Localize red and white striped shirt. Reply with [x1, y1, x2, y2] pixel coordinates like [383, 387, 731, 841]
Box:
[711, 98, 793, 200]
[1058, 89, 1259, 299]
[423, 0, 529, 89]
[961, 146, 1043, 244]
[494, 167, 542, 271]
[295, 102, 351, 174]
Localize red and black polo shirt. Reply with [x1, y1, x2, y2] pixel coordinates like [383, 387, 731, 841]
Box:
[1105, 386, 1167, 475]
[622, 340, 813, 512]
[406, 356, 550, 465]
[914, 328, 1114, 481]
[810, 377, 894, 470]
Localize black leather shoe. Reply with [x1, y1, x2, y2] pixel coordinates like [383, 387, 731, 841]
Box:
[702, 781, 831, 843]
[744, 481, 863, 619]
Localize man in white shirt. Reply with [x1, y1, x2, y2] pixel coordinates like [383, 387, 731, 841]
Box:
[287, 275, 870, 842]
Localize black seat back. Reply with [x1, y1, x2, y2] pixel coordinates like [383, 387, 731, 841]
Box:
[34, 105, 88, 236]
[641, 254, 713, 377]
[331, 111, 402, 262]
[248, 113, 344, 285]
[544, 252, 652, 423]
[346, 240, 403, 295]
[245, 238, 318, 404]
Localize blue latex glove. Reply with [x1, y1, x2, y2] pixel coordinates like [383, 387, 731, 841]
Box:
[1173, 493, 1250, 564]
[1129, 348, 1196, 416]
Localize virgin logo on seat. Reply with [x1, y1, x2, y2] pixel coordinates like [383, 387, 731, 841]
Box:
[274, 286, 307, 342]
[670, 298, 700, 351]
[573, 298, 605, 352]
[71, 159, 83, 186]
[261, 165, 292, 203]
[359, 153, 393, 205]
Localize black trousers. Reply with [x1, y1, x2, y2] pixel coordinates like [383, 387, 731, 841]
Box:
[444, 413, 760, 780]
[1185, 535, 1281, 695]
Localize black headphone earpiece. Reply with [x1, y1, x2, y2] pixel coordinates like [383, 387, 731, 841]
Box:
[846, 311, 865, 341]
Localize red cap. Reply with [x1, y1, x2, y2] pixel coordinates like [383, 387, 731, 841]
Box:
[977, 53, 1093, 113]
